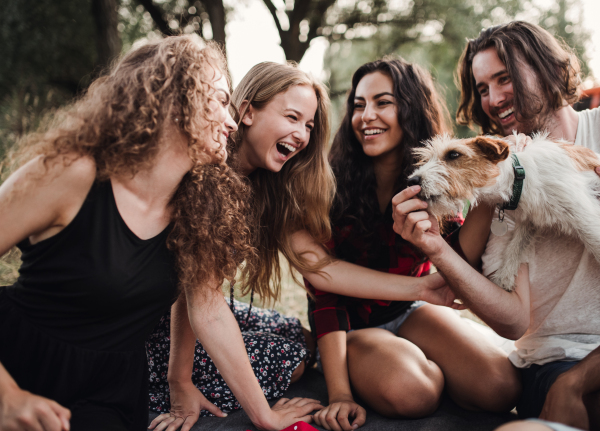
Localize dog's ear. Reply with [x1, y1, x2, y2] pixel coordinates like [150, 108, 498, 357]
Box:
[471, 136, 510, 163]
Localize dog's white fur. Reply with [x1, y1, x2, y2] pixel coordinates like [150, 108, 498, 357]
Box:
[409, 133, 600, 291]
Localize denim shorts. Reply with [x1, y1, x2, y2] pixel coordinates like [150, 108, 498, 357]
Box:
[517, 360, 579, 419]
[316, 301, 426, 372]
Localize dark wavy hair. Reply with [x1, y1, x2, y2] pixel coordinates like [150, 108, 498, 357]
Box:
[456, 21, 582, 135]
[330, 56, 450, 237]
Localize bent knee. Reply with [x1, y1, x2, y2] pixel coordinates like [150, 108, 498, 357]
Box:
[378, 362, 444, 418]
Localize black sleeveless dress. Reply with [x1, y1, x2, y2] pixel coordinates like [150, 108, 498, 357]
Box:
[0, 180, 178, 430]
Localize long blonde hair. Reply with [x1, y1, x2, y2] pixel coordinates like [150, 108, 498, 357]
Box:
[9, 35, 257, 297]
[230, 62, 335, 303]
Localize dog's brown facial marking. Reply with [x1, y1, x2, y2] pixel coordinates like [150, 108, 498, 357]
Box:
[410, 134, 509, 217]
[561, 143, 600, 172]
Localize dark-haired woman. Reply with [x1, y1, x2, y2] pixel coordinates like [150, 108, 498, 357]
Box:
[291, 57, 521, 430]
[0, 37, 320, 431]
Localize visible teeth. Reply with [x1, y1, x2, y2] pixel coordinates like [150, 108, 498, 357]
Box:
[498, 107, 514, 119]
[364, 129, 385, 135]
[278, 143, 296, 153]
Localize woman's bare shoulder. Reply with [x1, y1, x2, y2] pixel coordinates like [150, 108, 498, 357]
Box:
[0, 154, 97, 252]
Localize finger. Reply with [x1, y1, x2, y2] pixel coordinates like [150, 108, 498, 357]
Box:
[148, 413, 171, 429]
[38, 405, 63, 431]
[336, 404, 353, 431]
[201, 401, 227, 418]
[48, 401, 71, 431]
[164, 417, 185, 431]
[391, 186, 421, 207]
[292, 398, 322, 408]
[155, 416, 177, 431]
[352, 406, 367, 428]
[314, 409, 331, 431]
[325, 404, 343, 431]
[414, 219, 432, 234]
[180, 416, 198, 431]
[273, 397, 290, 406]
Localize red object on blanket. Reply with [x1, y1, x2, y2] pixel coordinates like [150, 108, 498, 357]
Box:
[246, 421, 318, 431]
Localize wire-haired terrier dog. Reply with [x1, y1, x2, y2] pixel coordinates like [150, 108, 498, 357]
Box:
[407, 133, 600, 291]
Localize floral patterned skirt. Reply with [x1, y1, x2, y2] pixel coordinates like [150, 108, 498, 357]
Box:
[146, 299, 308, 416]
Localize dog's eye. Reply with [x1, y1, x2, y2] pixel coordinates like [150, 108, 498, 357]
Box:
[446, 151, 461, 160]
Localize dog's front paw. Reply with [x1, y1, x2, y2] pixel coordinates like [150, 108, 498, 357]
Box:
[489, 268, 517, 292]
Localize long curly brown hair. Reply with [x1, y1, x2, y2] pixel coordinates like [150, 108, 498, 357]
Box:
[9, 35, 257, 298]
[228, 62, 335, 304]
[456, 21, 582, 135]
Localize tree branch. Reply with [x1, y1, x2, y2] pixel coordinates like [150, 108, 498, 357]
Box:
[134, 0, 177, 36]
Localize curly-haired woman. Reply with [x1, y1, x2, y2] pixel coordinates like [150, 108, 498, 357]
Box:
[0, 38, 320, 431]
[291, 57, 522, 430]
[147, 61, 335, 430]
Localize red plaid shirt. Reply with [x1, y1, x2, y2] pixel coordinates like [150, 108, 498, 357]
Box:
[305, 209, 462, 339]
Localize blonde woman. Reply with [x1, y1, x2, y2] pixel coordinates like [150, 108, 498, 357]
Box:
[147, 62, 334, 430]
[0, 39, 320, 431]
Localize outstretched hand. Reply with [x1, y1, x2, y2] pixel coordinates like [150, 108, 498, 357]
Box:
[0, 387, 71, 431]
[148, 380, 226, 431]
[392, 186, 446, 257]
[419, 273, 465, 310]
[312, 396, 366, 431]
[260, 397, 323, 431]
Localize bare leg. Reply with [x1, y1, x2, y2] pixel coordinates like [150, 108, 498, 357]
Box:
[290, 328, 315, 383]
[397, 304, 521, 412]
[346, 328, 444, 418]
[495, 421, 553, 431]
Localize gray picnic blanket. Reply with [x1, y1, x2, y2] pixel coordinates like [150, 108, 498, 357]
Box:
[148, 368, 516, 430]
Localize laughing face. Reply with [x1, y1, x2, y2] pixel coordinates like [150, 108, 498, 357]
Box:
[351, 71, 404, 163]
[472, 47, 541, 136]
[238, 84, 317, 174]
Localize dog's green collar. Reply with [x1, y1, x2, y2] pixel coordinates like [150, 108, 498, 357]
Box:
[502, 154, 525, 211]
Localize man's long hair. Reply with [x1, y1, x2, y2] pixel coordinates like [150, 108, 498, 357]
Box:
[456, 21, 582, 135]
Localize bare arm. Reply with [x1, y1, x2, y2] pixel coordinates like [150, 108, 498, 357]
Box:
[0, 155, 95, 431]
[313, 332, 366, 431]
[391, 186, 530, 339]
[291, 231, 459, 308]
[458, 202, 495, 268]
[184, 282, 322, 431]
[540, 345, 600, 429]
[148, 294, 227, 431]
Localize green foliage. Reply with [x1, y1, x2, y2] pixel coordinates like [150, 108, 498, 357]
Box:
[0, 0, 98, 157]
[324, 0, 592, 135]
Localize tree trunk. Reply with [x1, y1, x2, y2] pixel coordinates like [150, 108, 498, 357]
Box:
[92, 0, 122, 72]
[203, 0, 227, 52]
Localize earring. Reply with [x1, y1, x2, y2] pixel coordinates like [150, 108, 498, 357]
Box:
[174, 118, 180, 122]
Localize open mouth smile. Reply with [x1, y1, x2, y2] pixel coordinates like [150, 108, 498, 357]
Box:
[497, 106, 515, 122]
[362, 128, 387, 138]
[276, 142, 297, 158]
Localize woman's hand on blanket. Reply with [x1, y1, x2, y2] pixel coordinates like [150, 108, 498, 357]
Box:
[392, 186, 446, 258]
[148, 380, 226, 431]
[312, 395, 366, 431]
[0, 387, 71, 431]
[418, 273, 466, 310]
[259, 397, 323, 431]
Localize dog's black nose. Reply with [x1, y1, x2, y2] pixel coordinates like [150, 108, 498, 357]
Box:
[407, 176, 421, 187]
